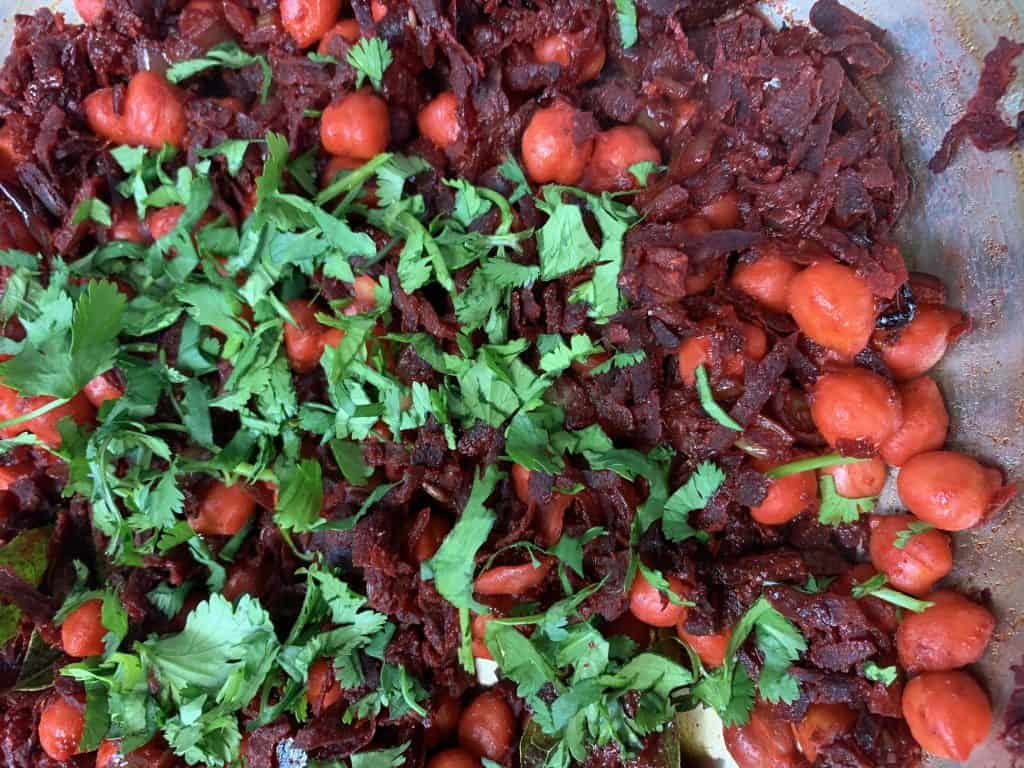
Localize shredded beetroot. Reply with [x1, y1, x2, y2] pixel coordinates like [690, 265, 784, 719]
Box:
[929, 36, 1024, 173]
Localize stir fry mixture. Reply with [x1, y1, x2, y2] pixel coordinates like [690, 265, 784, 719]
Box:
[0, 0, 1017, 767]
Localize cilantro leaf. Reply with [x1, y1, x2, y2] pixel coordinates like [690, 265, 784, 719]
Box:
[0, 280, 126, 399]
[72, 198, 112, 227]
[275, 460, 325, 532]
[851, 574, 934, 613]
[894, 520, 934, 548]
[197, 139, 255, 176]
[485, 622, 558, 697]
[347, 37, 393, 91]
[147, 581, 193, 619]
[349, 743, 410, 768]
[167, 42, 272, 103]
[588, 349, 645, 376]
[627, 161, 660, 186]
[694, 364, 742, 431]
[818, 475, 876, 526]
[536, 198, 600, 281]
[637, 563, 693, 607]
[863, 661, 898, 686]
[662, 461, 724, 542]
[615, 0, 638, 48]
[504, 408, 565, 475]
[497, 155, 531, 203]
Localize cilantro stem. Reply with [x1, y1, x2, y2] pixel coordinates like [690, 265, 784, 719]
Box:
[399, 666, 427, 717]
[766, 453, 865, 479]
[0, 396, 70, 431]
[851, 575, 934, 613]
[694, 365, 742, 431]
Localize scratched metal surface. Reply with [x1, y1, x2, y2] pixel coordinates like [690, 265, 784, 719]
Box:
[1, 1, 1022, 766]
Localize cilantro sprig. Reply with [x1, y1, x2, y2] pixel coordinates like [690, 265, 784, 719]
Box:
[694, 364, 742, 431]
[167, 42, 272, 103]
[851, 574, 934, 613]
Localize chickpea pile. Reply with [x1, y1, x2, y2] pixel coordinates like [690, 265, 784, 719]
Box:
[15, 2, 1016, 767]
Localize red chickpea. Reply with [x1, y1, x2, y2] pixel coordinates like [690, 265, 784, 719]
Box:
[84, 372, 124, 408]
[317, 19, 360, 53]
[896, 590, 995, 673]
[474, 557, 552, 596]
[95, 739, 173, 768]
[190, 481, 256, 536]
[810, 368, 903, 452]
[61, 599, 106, 658]
[585, 126, 660, 192]
[520, 100, 594, 185]
[85, 71, 187, 149]
[731, 248, 802, 314]
[0, 389, 95, 448]
[902, 671, 992, 761]
[458, 689, 516, 762]
[280, 0, 341, 48]
[676, 624, 732, 668]
[38, 695, 84, 761]
[794, 703, 857, 764]
[110, 205, 145, 243]
[700, 191, 741, 230]
[723, 703, 801, 768]
[878, 304, 968, 381]
[370, 0, 387, 22]
[821, 457, 887, 498]
[413, 513, 451, 563]
[179, 0, 235, 49]
[427, 748, 480, 768]
[320, 154, 364, 188]
[897, 450, 1011, 531]
[880, 376, 949, 467]
[418, 91, 461, 150]
[510, 464, 573, 546]
[868, 513, 952, 596]
[533, 32, 606, 83]
[425, 693, 463, 750]
[787, 261, 875, 359]
[629, 570, 688, 628]
[284, 299, 328, 372]
[75, 0, 105, 24]
[321, 89, 390, 160]
[307, 657, 342, 714]
[0, 463, 29, 492]
[470, 612, 497, 660]
[677, 324, 766, 386]
[222, 561, 262, 602]
[750, 457, 817, 526]
[347, 274, 380, 314]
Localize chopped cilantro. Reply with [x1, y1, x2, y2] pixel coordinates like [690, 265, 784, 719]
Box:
[863, 661, 898, 686]
[197, 139, 256, 176]
[72, 197, 113, 227]
[167, 42, 272, 103]
[894, 520, 935, 548]
[615, 0, 639, 48]
[588, 349, 645, 376]
[818, 475, 876, 526]
[694, 364, 742, 431]
[662, 461, 724, 542]
[347, 37, 393, 91]
[766, 453, 864, 479]
[851, 574, 934, 613]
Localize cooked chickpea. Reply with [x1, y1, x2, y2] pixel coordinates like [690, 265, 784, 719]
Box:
[370, 0, 388, 22]
[510, 464, 573, 546]
[61, 598, 106, 658]
[520, 101, 594, 185]
[533, 32, 606, 83]
[810, 368, 902, 452]
[868, 513, 952, 596]
[700, 191, 742, 230]
[787, 261, 875, 359]
[897, 450, 1010, 531]
[629, 570, 689, 628]
[321, 89, 390, 160]
[902, 671, 992, 761]
[307, 657, 342, 714]
[585, 126, 660, 192]
[413, 513, 451, 563]
[730, 248, 802, 314]
[0, 390, 95, 448]
[74, 0, 104, 24]
[750, 458, 817, 525]
[877, 304, 967, 381]
[83, 373, 123, 408]
[794, 703, 857, 763]
[676, 624, 731, 668]
[896, 590, 995, 673]
[190, 481, 256, 536]
[474, 558, 552, 596]
[879, 376, 949, 467]
[38, 695, 84, 761]
[280, 0, 341, 48]
[425, 693, 463, 750]
[85, 71, 187, 149]
[317, 19, 360, 54]
[427, 747, 480, 768]
[418, 91, 461, 150]
[284, 299, 329, 372]
[821, 457, 887, 498]
[723, 702, 800, 768]
[458, 689, 516, 762]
